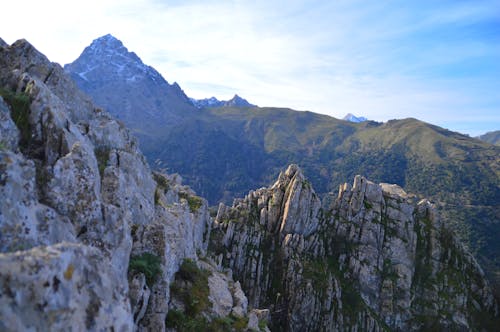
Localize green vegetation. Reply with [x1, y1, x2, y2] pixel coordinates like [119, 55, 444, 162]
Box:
[170, 258, 210, 316]
[301, 256, 365, 317]
[302, 258, 333, 292]
[178, 192, 203, 212]
[128, 252, 162, 287]
[166, 259, 253, 331]
[0, 88, 31, 149]
[165, 310, 249, 332]
[153, 172, 170, 206]
[94, 147, 110, 177]
[363, 200, 373, 210]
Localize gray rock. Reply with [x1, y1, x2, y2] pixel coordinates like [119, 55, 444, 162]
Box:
[208, 270, 234, 318]
[0, 38, 214, 332]
[129, 273, 151, 325]
[247, 310, 260, 331]
[0, 242, 133, 331]
[0, 150, 75, 252]
[214, 167, 499, 331]
[0, 97, 20, 151]
[231, 281, 249, 318]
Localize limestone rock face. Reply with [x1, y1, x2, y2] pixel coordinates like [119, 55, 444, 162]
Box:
[208, 269, 234, 317]
[0, 97, 19, 151]
[213, 165, 499, 331]
[0, 243, 132, 331]
[0, 39, 212, 331]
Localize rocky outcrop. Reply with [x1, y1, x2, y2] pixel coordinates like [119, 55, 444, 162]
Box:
[0, 243, 131, 331]
[0, 39, 213, 331]
[213, 164, 499, 331]
[166, 257, 268, 331]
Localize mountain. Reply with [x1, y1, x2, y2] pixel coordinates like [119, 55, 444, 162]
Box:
[64, 34, 197, 138]
[2, 37, 499, 331]
[478, 130, 500, 146]
[343, 113, 367, 122]
[66, 36, 500, 294]
[191, 94, 255, 109]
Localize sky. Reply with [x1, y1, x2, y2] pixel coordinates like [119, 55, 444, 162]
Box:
[1, 0, 499, 136]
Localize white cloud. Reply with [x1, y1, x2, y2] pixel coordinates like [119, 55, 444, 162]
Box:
[1, 0, 499, 135]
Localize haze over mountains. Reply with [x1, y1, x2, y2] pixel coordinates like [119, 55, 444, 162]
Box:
[65, 35, 500, 291]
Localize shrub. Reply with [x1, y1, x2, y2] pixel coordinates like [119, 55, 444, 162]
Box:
[169, 258, 211, 318]
[94, 147, 110, 177]
[0, 88, 31, 149]
[166, 310, 249, 332]
[129, 252, 162, 287]
[153, 172, 170, 206]
[178, 192, 203, 212]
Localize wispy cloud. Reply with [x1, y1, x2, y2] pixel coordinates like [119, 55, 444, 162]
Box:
[1, 0, 499, 135]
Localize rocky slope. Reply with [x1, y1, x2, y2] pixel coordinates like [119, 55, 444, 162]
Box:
[0, 38, 260, 331]
[211, 164, 499, 331]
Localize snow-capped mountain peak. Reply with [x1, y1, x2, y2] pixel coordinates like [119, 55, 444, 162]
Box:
[343, 113, 368, 123]
[64, 34, 194, 124]
[65, 34, 164, 84]
[190, 94, 255, 109]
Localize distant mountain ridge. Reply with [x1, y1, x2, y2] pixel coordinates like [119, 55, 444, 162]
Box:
[478, 130, 500, 146]
[190, 94, 255, 109]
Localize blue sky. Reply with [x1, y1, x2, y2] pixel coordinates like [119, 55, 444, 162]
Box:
[2, 0, 499, 135]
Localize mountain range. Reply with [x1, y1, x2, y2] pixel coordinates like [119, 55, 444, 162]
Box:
[190, 94, 255, 109]
[1, 36, 500, 331]
[65, 35, 500, 294]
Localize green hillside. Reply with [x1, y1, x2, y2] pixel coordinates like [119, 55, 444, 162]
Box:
[142, 106, 500, 291]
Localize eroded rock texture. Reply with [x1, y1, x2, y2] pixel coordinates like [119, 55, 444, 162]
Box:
[213, 165, 498, 331]
[0, 39, 212, 331]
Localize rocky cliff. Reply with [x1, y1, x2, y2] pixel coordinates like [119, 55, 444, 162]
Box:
[0, 38, 259, 331]
[212, 164, 499, 331]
